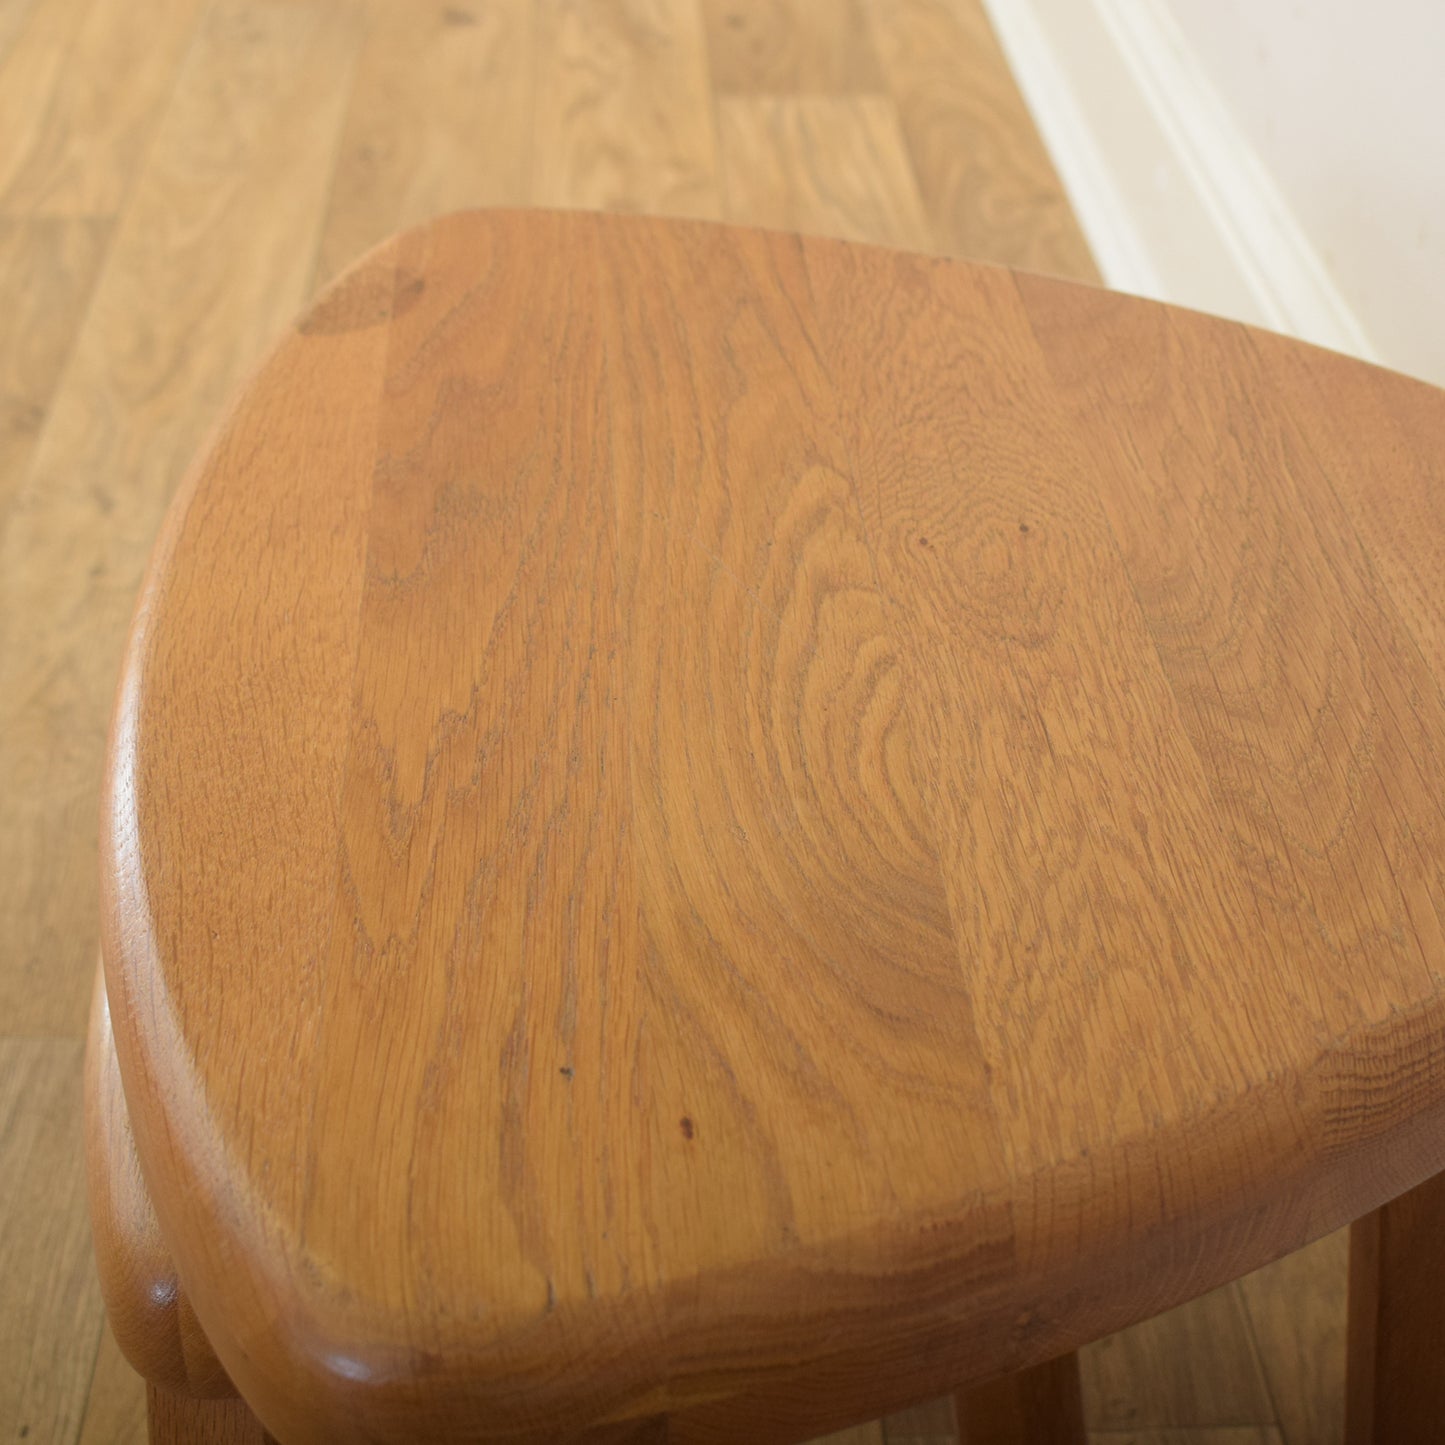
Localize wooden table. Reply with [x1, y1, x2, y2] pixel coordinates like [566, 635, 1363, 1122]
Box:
[86, 210, 1445, 1444]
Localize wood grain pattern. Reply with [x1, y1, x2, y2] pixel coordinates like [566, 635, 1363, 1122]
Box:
[1, 2, 1389, 1441]
[0, 0, 205, 215]
[0, 215, 109, 516]
[1015, 278, 1445, 1230]
[531, 0, 721, 218]
[94, 210, 1445, 1443]
[0, 0, 366, 1038]
[865, 0, 1098, 278]
[4, 6, 1194, 1441]
[145, 1385, 273, 1444]
[811, 235, 1319, 1326]
[718, 95, 933, 248]
[313, 0, 532, 285]
[701, 0, 882, 94]
[0, 0, 94, 209]
[0, 1037, 102, 1443]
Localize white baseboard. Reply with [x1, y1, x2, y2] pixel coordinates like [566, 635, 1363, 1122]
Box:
[980, 0, 1379, 362]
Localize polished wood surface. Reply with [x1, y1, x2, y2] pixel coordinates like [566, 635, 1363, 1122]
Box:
[0, 1, 1369, 1442]
[84, 962, 229, 1398]
[96, 208, 1445, 1443]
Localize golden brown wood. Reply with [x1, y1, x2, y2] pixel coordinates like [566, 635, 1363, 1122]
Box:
[956, 1353, 1085, 1444]
[86, 961, 231, 1396]
[1344, 1170, 1445, 1444]
[718, 95, 934, 249]
[93, 209, 1445, 1443]
[4, 5, 1309, 1442]
[145, 1384, 271, 1445]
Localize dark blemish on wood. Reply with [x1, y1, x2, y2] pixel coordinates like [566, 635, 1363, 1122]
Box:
[559, 1066, 574, 1078]
[444, 6, 476, 23]
[680, 1116, 695, 1140]
[1019, 522, 1030, 533]
[918, 536, 929, 547]
[300, 265, 426, 336]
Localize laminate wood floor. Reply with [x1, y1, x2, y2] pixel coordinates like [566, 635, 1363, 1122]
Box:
[0, 1, 1343, 1441]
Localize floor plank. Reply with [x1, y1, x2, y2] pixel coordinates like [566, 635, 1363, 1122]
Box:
[0, 1038, 104, 1444]
[531, 0, 720, 217]
[1238, 1231, 1348, 1445]
[0, 215, 110, 518]
[883, 1397, 959, 1444]
[76, 1322, 147, 1445]
[0, 0, 94, 213]
[1090, 1431, 1285, 1445]
[718, 94, 933, 249]
[865, 0, 1098, 279]
[313, 0, 532, 285]
[812, 1423, 887, 1445]
[1081, 1283, 1276, 1432]
[701, 0, 882, 94]
[0, 0, 206, 216]
[0, 0, 367, 1038]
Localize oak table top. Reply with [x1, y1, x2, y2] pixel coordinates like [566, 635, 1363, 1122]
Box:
[96, 210, 1445, 1444]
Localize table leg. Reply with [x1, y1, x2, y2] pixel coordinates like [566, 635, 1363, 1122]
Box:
[147, 1384, 273, 1444]
[1346, 1169, 1445, 1444]
[955, 1352, 1086, 1444]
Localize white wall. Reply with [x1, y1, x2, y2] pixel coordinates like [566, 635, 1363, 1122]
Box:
[1161, 0, 1445, 387]
[982, 0, 1445, 387]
